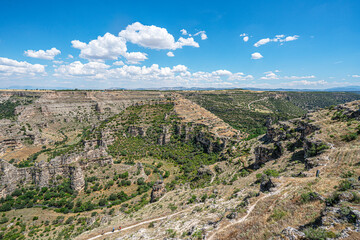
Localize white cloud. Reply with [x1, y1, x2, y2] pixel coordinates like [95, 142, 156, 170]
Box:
[352, 75, 360, 78]
[24, 47, 61, 60]
[71, 33, 127, 60]
[180, 29, 188, 35]
[285, 80, 327, 86]
[123, 52, 148, 64]
[281, 35, 299, 42]
[260, 71, 279, 80]
[174, 37, 199, 48]
[254, 38, 271, 47]
[212, 70, 232, 76]
[167, 51, 174, 57]
[54, 61, 109, 77]
[228, 72, 254, 81]
[254, 35, 299, 47]
[113, 61, 124, 66]
[52, 61, 254, 88]
[240, 33, 249, 42]
[283, 75, 316, 80]
[119, 22, 199, 50]
[172, 65, 188, 72]
[0, 57, 46, 77]
[251, 52, 263, 59]
[194, 31, 207, 40]
[68, 54, 74, 59]
[53, 60, 64, 64]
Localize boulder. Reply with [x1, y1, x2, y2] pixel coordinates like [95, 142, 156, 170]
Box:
[260, 175, 275, 192]
[150, 180, 166, 203]
[281, 227, 305, 240]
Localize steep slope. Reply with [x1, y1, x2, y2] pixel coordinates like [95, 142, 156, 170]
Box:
[181, 90, 360, 138]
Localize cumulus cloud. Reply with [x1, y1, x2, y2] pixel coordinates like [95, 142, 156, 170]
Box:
[167, 51, 174, 57]
[212, 70, 232, 76]
[254, 38, 271, 47]
[54, 61, 109, 77]
[352, 75, 360, 78]
[260, 71, 279, 80]
[24, 47, 61, 60]
[119, 22, 199, 50]
[68, 54, 74, 59]
[285, 80, 327, 86]
[240, 33, 249, 42]
[0, 57, 46, 77]
[71, 33, 127, 60]
[52, 61, 253, 88]
[251, 52, 263, 59]
[180, 29, 188, 35]
[194, 31, 207, 40]
[254, 35, 299, 47]
[283, 75, 316, 80]
[113, 61, 124, 66]
[123, 52, 148, 64]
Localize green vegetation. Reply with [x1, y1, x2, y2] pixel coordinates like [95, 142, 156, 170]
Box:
[182, 90, 360, 138]
[303, 227, 336, 240]
[0, 95, 37, 119]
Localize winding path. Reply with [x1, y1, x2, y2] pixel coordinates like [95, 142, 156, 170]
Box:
[247, 97, 268, 110]
[85, 204, 201, 240]
[207, 184, 284, 240]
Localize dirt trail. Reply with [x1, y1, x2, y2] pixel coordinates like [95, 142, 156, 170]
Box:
[247, 97, 268, 110]
[82, 203, 202, 240]
[206, 183, 285, 240]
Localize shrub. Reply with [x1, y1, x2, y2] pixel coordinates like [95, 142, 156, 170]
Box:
[188, 195, 197, 204]
[301, 192, 320, 203]
[0, 217, 9, 224]
[269, 209, 286, 221]
[303, 227, 335, 240]
[263, 169, 279, 177]
[99, 199, 107, 206]
[341, 133, 357, 142]
[338, 179, 353, 191]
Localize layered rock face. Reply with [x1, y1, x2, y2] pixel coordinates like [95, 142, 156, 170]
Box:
[0, 90, 171, 156]
[150, 180, 166, 202]
[253, 117, 325, 169]
[0, 147, 112, 198]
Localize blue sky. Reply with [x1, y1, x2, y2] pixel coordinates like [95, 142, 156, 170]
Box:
[0, 0, 359, 89]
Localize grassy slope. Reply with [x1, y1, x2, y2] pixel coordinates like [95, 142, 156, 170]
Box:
[181, 90, 360, 138]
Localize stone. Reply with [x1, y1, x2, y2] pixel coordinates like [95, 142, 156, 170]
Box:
[260, 175, 275, 192]
[281, 227, 305, 240]
[226, 212, 237, 219]
[150, 180, 166, 203]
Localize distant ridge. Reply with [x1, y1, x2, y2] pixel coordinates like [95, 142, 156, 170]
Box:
[2, 85, 360, 93]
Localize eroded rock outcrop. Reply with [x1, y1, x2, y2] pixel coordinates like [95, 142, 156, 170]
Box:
[0, 147, 112, 198]
[150, 180, 166, 203]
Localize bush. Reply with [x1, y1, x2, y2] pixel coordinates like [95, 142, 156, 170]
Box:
[341, 132, 358, 142]
[99, 199, 107, 206]
[0, 217, 9, 224]
[338, 179, 353, 191]
[263, 169, 279, 177]
[188, 195, 197, 204]
[303, 227, 335, 240]
[301, 192, 320, 203]
[269, 209, 286, 221]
